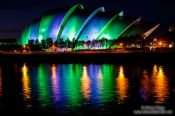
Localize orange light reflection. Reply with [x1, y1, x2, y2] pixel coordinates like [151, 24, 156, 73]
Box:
[22, 63, 31, 109]
[116, 66, 128, 104]
[152, 66, 169, 104]
[81, 66, 91, 100]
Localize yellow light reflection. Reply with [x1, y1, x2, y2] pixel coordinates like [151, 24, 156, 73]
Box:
[22, 64, 31, 101]
[153, 65, 158, 76]
[51, 64, 59, 101]
[0, 67, 2, 97]
[116, 66, 128, 104]
[152, 66, 169, 104]
[81, 66, 91, 100]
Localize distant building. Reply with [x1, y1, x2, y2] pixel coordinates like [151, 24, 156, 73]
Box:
[0, 39, 17, 45]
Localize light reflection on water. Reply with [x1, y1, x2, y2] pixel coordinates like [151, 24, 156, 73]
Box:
[20, 64, 170, 107]
[140, 70, 152, 102]
[116, 66, 129, 104]
[37, 64, 51, 108]
[0, 63, 173, 114]
[152, 65, 169, 104]
[139, 65, 170, 104]
[51, 64, 60, 102]
[81, 66, 91, 100]
[21, 64, 31, 108]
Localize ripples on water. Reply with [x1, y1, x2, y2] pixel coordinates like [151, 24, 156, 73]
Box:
[0, 63, 174, 115]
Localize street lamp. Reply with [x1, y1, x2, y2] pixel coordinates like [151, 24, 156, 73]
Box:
[169, 44, 173, 48]
[158, 41, 162, 46]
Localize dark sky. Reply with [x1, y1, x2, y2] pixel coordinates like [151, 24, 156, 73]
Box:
[0, 0, 174, 39]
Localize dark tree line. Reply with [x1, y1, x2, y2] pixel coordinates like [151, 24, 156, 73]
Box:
[0, 34, 151, 51]
[26, 37, 111, 50]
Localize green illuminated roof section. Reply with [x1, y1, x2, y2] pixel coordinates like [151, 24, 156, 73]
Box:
[98, 16, 140, 48]
[121, 24, 141, 37]
[18, 4, 159, 48]
[96, 11, 124, 41]
[60, 10, 88, 41]
[77, 12, 114, 42]
[38, 14, 55, 42]
[75, 7, 105, 41]
[57, 4, 84, 40]
[47, 12, 66, 42]
[30, 21, 40, 41]
[20, 26, 31, 45]
[109, 17, 141, 48]
[121, 21, 156, 37]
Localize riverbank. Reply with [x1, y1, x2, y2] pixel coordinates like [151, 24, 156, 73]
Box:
[0, 51, 175, 64]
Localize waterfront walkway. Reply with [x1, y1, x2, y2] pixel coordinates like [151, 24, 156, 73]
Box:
[0, 49, 173, 55]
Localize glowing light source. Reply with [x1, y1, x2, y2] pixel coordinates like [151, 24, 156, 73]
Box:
[38, 35, 43, 42]
[159, 41, 162, 46]
[119, 43, 123, 46]
[142, 24, 160, 39]
[23, 45, 26, 49]
[169, 44, 173, 48]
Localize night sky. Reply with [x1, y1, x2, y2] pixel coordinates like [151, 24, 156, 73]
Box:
[0, 0, 174, 39]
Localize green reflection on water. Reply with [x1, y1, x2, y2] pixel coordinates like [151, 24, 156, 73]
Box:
[17, 63, 170, 111]
[100, 64, 116, 103]
[38, 64, 51, 107]
[63, 64, 83, 110]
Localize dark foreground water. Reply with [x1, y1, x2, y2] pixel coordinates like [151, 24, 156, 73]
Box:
[0, 63, 175, 115]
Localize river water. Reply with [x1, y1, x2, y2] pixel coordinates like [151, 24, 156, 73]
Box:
[0, 63, 174, 115]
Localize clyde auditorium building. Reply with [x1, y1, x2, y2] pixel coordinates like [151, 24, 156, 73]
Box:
[18, 4, 160, 49]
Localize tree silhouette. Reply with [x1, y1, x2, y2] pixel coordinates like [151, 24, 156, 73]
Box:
[46, 38, 53, 47]
[41, 39, 47, 49]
